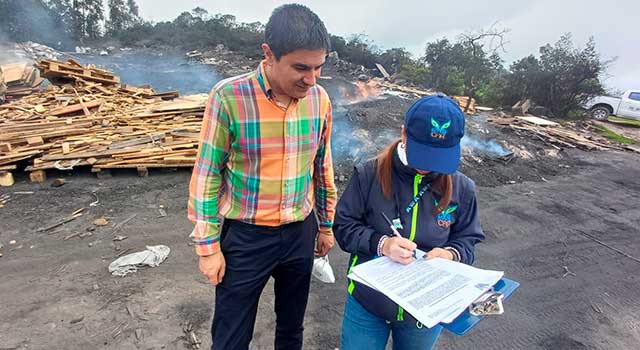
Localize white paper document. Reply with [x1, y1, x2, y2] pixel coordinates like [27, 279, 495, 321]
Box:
[348, 257, 503, 328]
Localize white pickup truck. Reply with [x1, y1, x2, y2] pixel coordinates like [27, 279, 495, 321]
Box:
[585, 90, 640, 121]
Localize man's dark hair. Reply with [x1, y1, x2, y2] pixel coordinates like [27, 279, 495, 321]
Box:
[265, 4, 330, 59]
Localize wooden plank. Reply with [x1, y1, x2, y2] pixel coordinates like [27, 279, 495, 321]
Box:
[93, 162, 194, 169]
[0, 143, 12, 152]
[1, 63, 29, 83]
[67, 58, 84, 68]
[375, 63, 391, 79]
[27, 136, 45, 146]
[516, 116, 559, 127]
[137, 167, 149, 177]
[0, 127, 95, 143]
[49, 99, 103, 116]
[29, 170, 47, 183]
[0, 171, 14, 187]
[0, 149, 43, 161]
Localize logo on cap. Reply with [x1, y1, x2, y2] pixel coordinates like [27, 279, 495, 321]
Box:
[430, 118, 451, 140]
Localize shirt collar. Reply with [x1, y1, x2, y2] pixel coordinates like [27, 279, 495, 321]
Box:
[256, 60, 275, 100]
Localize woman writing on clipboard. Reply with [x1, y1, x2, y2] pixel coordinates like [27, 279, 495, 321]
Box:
[334, 95, 485, 350]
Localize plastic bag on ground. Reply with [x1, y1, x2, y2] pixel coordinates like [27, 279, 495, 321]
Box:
[108, 245, 170, 277]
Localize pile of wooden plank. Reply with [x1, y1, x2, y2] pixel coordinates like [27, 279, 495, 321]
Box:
[371, 79, 477, 114]
[37, 58, 120, 86]
[487, 115, 626, 151]
[0, 63, 45, 100]
[0, 61, 208, 184]
[452, 96, 477, 114]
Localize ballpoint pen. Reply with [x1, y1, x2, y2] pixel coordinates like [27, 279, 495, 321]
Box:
[381, 212, 417, 258]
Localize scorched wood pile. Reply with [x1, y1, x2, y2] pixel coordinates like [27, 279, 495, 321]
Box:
[0, 59, 207, 181]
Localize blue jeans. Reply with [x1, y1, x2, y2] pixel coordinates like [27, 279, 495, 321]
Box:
[341, 294, 443, 350]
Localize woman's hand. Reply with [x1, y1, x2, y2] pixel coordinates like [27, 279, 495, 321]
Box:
[424, 247, 455, 261]
[382, 236, 417, 265]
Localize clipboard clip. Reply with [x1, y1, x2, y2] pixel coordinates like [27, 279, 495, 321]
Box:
[469, 289, 504, 316]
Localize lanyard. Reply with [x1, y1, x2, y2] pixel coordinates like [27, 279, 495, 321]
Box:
[404, 181, 431, 214]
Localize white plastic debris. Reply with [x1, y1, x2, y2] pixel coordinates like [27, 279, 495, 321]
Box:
[312, 256, 335, 283]
[108, 245, 170, 277]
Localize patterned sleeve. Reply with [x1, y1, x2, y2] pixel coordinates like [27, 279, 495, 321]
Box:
[187, 89, 231, 256]
[313, 100, 338, 235]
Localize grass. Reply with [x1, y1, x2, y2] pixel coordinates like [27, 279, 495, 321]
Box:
[608, 115, 640, 127]
[595, 125, 637, 145]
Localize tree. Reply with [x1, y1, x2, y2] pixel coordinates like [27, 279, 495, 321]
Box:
[503, 34, 609, 117]
[378, 48, 412, 75]
[191, 7, 209, 20]
[127, 0, 139, 17]
[419, 26, 508, 111]
[47, 0, 75, 38]
[0, 0, 69, 46]
[422, 39, 463, 92]
[106, 0, 130, 34]
[73, 0, 104, 40]
[340, 34, 380, 68]
[455, 26, 508, 111]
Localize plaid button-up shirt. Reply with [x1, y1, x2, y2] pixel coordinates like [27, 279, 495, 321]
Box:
[188, 62, 337, 256]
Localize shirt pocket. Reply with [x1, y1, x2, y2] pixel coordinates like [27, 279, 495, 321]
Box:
[291, 114, 321, 159]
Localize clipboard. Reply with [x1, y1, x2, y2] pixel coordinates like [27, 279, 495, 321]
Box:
[441, 277, 520, 336]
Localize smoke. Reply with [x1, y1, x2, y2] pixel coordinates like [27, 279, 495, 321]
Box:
[461, 135, 511, 156]
[77, 50, 223, 94]
[0, 0, 71, 50]
[0, 41, 28, 65]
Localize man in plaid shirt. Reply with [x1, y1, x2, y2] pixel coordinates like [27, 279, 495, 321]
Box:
[188, 4, 337, 350]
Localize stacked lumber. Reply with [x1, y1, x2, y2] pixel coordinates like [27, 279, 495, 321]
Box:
[372, 79, 477, 114]
[0, 80, 207, 175]
[0, 63, 44, 100]
[487, 116, 624, 151]
[451, 96, 477, 114]
[37, 58, 120, 85]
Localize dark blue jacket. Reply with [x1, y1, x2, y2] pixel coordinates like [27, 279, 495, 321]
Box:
[334, 150, 485, 322]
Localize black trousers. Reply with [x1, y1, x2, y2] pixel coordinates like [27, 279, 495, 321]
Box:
[211, 214, 317, 350]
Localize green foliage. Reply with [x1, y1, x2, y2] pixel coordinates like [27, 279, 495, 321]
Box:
[109, 11, 264, 56]
[503, 34, 607, 116]
[398, 62, 430, 85]
[595, 125, 637, 144]
[417, 37, 503, 102]
[608, 116, 640, 127]
[72, 0, 105, 40]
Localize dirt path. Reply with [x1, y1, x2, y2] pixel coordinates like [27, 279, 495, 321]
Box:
[1, 149, 639, 350]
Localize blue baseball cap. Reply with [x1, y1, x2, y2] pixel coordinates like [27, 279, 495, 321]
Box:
[404, 94, 465, 174]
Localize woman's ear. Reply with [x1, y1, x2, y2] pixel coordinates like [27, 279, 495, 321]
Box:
[401, 125, 407, 145]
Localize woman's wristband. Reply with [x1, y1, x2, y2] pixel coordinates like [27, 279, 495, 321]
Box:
[444, 246, 461, 262]
[377, 236, 389, 257]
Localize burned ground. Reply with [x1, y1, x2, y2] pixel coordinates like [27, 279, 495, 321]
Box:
[1, 149, 639, 350]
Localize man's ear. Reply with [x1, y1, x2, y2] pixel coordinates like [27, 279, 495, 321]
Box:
[262, 43, 274, 65]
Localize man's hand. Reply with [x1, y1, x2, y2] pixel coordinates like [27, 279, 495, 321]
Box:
[382, 237, 417, 265]
[199, 252, 226, 285]
[315, 232, 334, 257]
[424, 247, 454, 261]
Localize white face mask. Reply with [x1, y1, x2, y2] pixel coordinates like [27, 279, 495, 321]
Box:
[397, 142, 409, 166]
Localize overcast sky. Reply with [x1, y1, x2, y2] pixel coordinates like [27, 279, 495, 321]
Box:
[137, 0, 639, 92]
